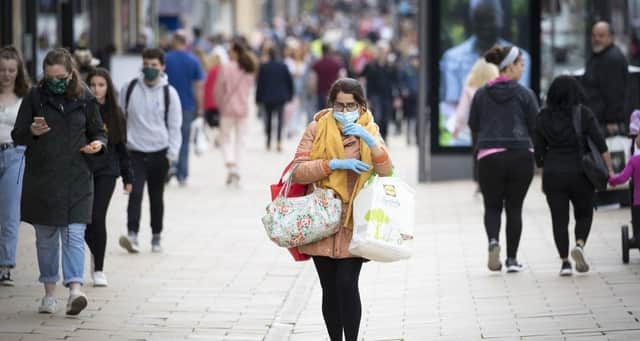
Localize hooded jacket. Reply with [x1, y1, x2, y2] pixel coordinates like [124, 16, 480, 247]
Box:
[119, 74, 182, 161]
[468, 80, 539, 150]
[534, 105, 608, 173]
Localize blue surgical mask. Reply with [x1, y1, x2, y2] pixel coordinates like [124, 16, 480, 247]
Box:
[333, 110, 359, 126]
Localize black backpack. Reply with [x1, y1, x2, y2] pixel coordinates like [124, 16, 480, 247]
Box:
[124, 79, 170, 128]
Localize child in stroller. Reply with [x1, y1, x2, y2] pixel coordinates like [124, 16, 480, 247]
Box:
[608, 110, 640, 262]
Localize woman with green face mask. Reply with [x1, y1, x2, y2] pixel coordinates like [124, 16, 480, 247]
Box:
[11, 47, 107, 316]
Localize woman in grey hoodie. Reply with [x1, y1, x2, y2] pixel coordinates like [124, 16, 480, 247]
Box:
[468, 45, 539, 273]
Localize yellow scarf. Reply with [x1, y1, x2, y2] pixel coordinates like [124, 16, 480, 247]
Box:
[310, 109, 377, 230]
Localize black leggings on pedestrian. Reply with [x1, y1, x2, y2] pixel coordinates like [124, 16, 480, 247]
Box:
[128, 150, 169, 235]
[543, 171, 595, 259]
[85, 175, 116, 271]
[478, 150, 534, 259]
[264, 102, 284, 147]
[312, 256, 364, 341]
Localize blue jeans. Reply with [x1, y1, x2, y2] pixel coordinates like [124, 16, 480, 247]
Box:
[34, 224, 86, 286]
[177, 111, 195, 182]
[0, 146, 24, 268]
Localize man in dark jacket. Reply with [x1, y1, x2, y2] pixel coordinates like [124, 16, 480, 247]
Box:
[582, 21, 629, 136]
[256, 46, 293, 151]
[360, 44, 401, 140]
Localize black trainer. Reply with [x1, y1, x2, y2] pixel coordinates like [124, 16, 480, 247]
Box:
[505, 258, 524, 273]
[559, 260, 572, 276]
[0, 269, 14, 286]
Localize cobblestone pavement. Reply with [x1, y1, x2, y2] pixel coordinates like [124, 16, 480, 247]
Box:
[1, 117, 640, 341]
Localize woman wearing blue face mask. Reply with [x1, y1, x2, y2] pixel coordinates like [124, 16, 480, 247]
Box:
[291, 78, 394, 341]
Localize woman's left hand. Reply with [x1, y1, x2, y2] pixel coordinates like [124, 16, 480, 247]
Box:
[342, 123, 376, 147]
[80, 140, 103, 154]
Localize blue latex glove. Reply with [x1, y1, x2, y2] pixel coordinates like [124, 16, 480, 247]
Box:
[329, 158, 371, 174]
[342, 123, 377, 147]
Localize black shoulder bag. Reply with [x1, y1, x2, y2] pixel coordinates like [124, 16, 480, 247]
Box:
[572, 105, 608, 191]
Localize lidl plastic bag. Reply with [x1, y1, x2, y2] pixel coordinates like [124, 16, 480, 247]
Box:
[349, 176, 415, 262]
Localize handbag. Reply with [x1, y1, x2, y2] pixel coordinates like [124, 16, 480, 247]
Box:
[270, 162, 310, 261]
[262, 163, 342, 249]
[572, 105, 609, 191]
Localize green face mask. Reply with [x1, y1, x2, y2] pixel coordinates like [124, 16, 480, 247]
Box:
[142, 67, 160, 81]
[46, 77, 69, 94]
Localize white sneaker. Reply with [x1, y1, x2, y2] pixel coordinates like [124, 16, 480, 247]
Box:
[92, 271, 108, 287]
[151, 243, 163, 253]
[571, 246, 590, 273]
[38, 296, 57, 314]
[119, 235, 140, 253]
[66, 293, 88, 316]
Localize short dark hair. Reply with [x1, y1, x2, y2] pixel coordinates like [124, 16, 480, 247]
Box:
[141, 48, 165, 65]
[321, 43, 332, 56]
[328, 78, 368, 111]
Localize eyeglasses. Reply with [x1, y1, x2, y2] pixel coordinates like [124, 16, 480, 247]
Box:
[332, 102, 359, 112]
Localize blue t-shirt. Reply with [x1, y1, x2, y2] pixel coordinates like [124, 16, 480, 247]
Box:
[165, 50, 204, 112]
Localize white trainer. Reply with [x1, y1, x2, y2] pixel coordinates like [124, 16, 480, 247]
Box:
[66, 293, 88, 316]
[92, 271, 108, 287]
[38, 296, 57, 314]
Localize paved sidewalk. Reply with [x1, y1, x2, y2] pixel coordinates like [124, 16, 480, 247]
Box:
[1, 121, 640, 340]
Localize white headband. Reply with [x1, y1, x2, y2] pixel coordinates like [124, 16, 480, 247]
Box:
[498, 47, 519, 70]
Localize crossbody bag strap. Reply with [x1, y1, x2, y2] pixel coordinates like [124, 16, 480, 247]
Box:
[572, 104, 585, 157]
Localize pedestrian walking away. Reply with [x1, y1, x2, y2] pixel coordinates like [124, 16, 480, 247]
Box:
[214, 41, 257, 187]
[292, 78, 393, 341]
[256, 45, 294, 152]
[165, 32, 204, 186]
[0, 46, 30, 287]
[118, 48, 182, 254]
[535, 75, 614, 276]
[85, 68, 134, 287]
[11, 48, 107, 315]
[468, 45, 539, 273]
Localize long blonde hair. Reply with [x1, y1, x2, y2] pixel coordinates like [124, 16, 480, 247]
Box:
[465, 58, 499, 89]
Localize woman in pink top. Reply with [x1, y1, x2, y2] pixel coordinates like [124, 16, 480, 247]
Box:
[214, 42, 257, 186]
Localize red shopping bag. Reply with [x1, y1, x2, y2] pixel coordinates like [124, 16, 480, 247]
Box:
[270, 161, 311, 262]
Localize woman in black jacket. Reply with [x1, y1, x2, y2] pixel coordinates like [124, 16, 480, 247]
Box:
[11, 48, 107, 315]
[468, 45, 539, 273]
[85, 68, 133, 287]
[534, 75, 614, 276]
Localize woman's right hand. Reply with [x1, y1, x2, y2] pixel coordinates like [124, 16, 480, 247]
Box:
[31, 117, 50, 136]
[329, 158, 371, 174]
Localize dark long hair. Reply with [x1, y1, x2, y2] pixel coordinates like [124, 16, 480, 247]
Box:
[40, 48, 84, 98]
[232, 42, 257, 74]
[327, 78, 368, 111]
[484, 45, 522, 71]
[0, 46, 30, 97]
[545, 75, 585, 111]
[87, 68, 127, 144]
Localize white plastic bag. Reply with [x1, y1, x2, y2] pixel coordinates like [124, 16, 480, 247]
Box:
[192, 117, 209, 156]
[349, 176, 415, 262]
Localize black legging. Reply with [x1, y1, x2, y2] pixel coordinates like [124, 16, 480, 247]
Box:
[312, 256, 364, 341]
[543, 171, 594, 258]
[478, 150, 534, 259]
[264, 102, 284, 147]
[85, 175, 117, 271]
